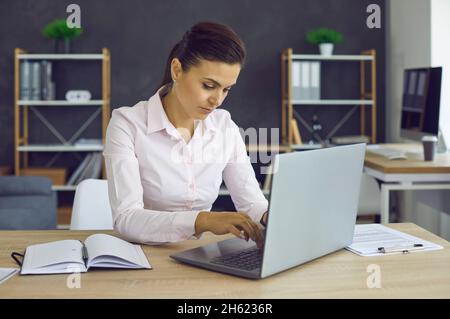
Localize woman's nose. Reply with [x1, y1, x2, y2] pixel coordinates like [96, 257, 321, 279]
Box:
[208, 93, 222, 107]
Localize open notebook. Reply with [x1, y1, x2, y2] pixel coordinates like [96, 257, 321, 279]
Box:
[17, 234, 152, 275]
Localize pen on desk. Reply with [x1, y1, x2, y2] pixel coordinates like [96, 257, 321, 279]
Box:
[378, 244, 424, 254]
[80, 241, 89, 264]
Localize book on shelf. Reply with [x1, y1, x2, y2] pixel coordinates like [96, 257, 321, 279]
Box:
[292, 61, 302, 100]
[291, 61, 321, 101]
[30, 62, 41, 100]
[14, 233, 152, 275]
[299, 61, 310, 100]
[40, 60, 54, 100]
[20, 60, 54, 101]
[310, 61, 320, 100]
[20, 60, 31, 100]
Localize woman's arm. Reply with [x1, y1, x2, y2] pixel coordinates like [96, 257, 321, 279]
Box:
[104, 110, 202, 244]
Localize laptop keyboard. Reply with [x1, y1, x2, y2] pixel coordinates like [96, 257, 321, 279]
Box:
[211, 247, 263, 271]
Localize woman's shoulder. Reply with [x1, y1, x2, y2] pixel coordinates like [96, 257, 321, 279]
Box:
[108, 101, 148, 135]
[111, 101, 147, 121]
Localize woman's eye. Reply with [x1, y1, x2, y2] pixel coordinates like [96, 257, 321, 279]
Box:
[203, 83, 214, 89]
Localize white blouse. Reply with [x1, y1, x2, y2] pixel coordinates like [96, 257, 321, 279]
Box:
[103, 87, 268, 244]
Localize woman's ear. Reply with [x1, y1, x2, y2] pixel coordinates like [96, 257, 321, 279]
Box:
[171, 58, 182, 82]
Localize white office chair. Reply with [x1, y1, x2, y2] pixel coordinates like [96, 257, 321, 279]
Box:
[70, 179, 114, 230]
[357, 173, 381, 217]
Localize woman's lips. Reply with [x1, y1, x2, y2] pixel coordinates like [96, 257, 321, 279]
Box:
[199, 107, 213, 114]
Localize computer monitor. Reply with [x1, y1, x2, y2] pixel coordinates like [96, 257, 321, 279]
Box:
[400, 67, 442, 141]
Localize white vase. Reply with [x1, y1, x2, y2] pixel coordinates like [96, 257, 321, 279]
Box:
[319, 43, 334, 56]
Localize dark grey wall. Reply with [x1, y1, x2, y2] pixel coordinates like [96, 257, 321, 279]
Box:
[0, 0, 385, 167]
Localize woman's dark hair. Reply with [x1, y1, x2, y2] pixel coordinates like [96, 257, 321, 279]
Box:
[158, 21, 246, 89]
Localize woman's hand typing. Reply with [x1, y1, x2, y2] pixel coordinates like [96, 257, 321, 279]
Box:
[195, 211, 264, 248]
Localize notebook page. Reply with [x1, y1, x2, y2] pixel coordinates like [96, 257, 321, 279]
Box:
[346, 224, 443, 256]
[22, 240, 85, 273]
[0, 268, 19, 284]
[84, 234, 151, 269]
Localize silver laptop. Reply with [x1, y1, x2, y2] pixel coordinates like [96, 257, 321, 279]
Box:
[170, 143, 366, 279]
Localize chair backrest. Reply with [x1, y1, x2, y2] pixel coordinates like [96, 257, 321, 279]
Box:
[70, 179, 113, 230]
[357, 173, 381, 216]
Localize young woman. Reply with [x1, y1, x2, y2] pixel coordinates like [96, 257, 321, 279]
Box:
[104, 22, 268, 246]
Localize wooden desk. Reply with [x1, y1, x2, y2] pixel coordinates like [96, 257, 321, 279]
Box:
[1, 223, 449, 298]
[365, 143, 450, 175]
[364, 143, 450, 223]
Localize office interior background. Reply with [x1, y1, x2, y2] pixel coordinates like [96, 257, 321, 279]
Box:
[0, 0, 449, 240]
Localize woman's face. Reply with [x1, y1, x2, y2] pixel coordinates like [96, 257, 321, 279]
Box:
[171, 58, 241, 120]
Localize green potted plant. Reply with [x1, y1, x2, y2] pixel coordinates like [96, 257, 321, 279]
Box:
[306, 28, 343, 56]
[42, 19, 83, 53]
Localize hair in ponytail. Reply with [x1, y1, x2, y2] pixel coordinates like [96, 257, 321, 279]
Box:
[158, 21, 246, 90]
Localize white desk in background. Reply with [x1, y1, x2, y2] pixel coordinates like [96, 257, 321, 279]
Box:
[364, 143, 450, 224]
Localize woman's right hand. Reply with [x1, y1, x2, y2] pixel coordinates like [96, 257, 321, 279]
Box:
[195, 211, 264, 247]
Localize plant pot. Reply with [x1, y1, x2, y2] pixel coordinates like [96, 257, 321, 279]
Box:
[53, 39, 72, 53]
[64, 39, 71, 54]
[319, 43, 334, 56]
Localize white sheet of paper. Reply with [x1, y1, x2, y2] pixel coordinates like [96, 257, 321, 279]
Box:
[346, 224, 443, 256]
[0, 268, 19, 284]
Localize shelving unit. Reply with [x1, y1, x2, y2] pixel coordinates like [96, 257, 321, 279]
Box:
[14, 48, 111, 227]
[281, 48, 377, 150]
[14, 48, 110, 175]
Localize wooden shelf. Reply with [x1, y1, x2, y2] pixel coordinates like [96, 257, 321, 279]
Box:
[18, 53, 104, 60]
[288, 99, 374, 105]
[18, 100, 104, 106]
[290, 54, 374, 61]
[18, 144, 103, 152]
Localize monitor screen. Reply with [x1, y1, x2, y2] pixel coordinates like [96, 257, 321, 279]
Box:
[400, 67, 442, 141]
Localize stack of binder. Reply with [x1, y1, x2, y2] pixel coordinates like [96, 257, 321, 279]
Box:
[20, 60, 55, 101]
[291, 61, 321, 101]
